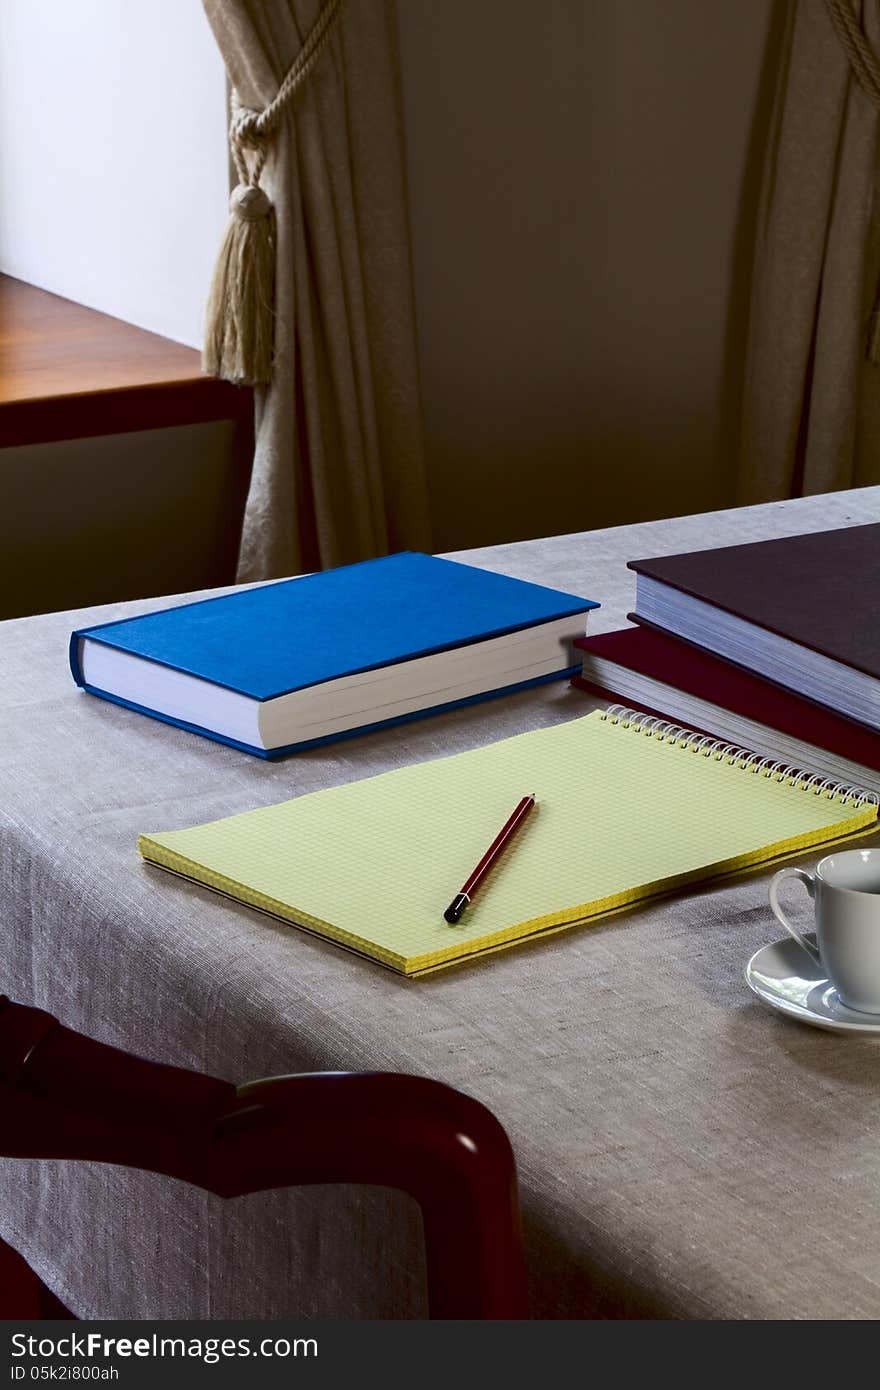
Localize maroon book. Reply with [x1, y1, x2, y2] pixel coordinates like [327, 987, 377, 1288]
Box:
[572, 626, 880, 775]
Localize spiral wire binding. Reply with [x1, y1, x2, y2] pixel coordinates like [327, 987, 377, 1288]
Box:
[599, 704, 879, 809]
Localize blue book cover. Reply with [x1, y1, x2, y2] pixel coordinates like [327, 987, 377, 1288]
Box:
[70, 552, 598, 754]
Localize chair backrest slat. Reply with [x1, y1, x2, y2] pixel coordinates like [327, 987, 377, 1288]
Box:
[0, 996, 528, 1319]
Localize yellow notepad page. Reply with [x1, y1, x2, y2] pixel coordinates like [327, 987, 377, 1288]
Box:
[139, 710, 877, 976]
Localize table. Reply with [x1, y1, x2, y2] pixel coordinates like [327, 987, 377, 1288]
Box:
[2, 489, 880, 1320]
[0, 274, 253, 620]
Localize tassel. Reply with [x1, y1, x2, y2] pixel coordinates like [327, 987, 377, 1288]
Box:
[203, 184, 276, 386]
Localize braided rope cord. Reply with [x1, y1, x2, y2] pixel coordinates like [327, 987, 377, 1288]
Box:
[230, 0, 345, 188]
[823, 0, 880, 106]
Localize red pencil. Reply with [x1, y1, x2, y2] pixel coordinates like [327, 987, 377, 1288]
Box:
[443, 794, 537, 924]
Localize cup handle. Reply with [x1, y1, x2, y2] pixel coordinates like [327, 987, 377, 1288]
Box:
[769, 867, 822, 967]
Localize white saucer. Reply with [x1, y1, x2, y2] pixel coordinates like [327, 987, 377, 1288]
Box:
[745, 937, 880, 1034]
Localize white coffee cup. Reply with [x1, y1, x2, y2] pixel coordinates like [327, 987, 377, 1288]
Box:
[769, 848, 880, 1014]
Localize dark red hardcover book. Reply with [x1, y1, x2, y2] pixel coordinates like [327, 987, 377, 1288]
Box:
[627, 523, 880, 678]
[572, 626, 880, 771]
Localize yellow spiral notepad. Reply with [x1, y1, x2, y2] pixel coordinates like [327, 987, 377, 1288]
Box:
[138, 709, 878, 976]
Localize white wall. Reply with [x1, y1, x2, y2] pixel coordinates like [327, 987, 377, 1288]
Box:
[0, 0, 229, 348]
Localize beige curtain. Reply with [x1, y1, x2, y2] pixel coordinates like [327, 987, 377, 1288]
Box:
[203, 0, 431, 578]
[737, 0, 880, 503]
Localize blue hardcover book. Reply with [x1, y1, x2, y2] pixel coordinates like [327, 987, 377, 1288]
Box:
[70, 552, 598, 757]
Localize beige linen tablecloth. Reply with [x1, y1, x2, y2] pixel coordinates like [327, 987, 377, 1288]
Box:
[2, 489, 880, 1320]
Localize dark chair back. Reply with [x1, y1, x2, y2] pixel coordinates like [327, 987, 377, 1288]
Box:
[0, 996, 528, 1318]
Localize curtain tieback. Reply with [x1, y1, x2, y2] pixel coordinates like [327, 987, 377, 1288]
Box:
[203, 0, 345, 386]
[824, 0, 880, 364]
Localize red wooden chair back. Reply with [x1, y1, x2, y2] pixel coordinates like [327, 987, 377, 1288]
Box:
[0, 996, 528, 1319]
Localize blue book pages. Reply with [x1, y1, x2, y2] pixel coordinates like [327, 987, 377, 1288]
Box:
[78, 669, 575, 758]
[70, 552, 598, 700]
